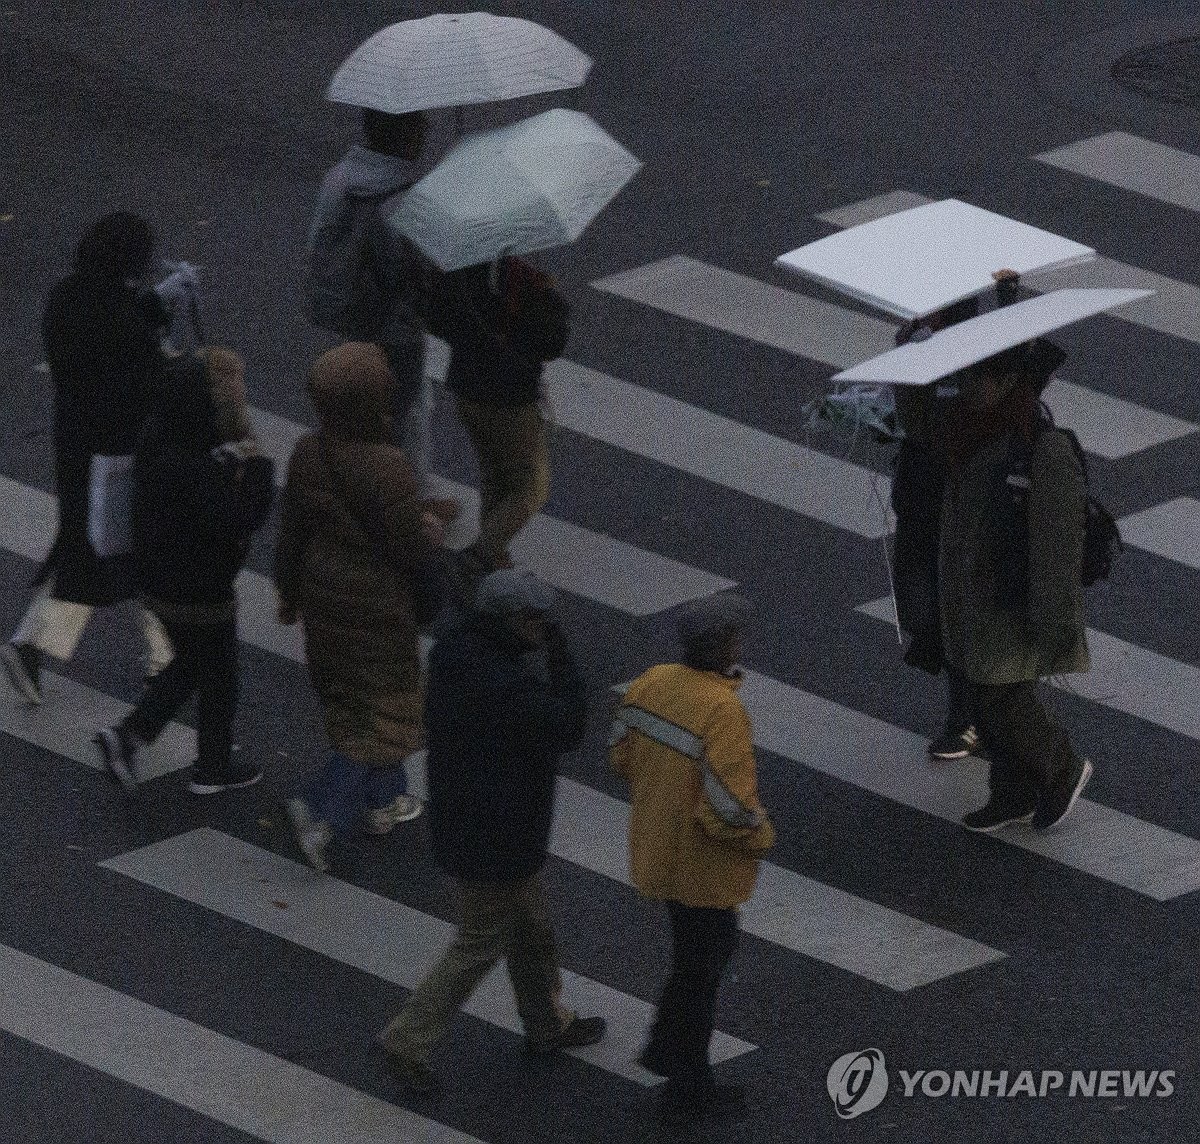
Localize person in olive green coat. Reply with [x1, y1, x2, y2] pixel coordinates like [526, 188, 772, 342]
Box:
[936, 347, 1092, 834]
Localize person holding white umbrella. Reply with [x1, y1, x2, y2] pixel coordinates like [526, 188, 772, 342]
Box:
[307, 13, 595, 530]
[388, 107, 642, 597]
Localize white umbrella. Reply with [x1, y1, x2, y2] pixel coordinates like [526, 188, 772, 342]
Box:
[776, 200, 1096, 320]
[387, 108, 642, 272]
[831, 288, 1152, 386]
[326, 12, 592, 114]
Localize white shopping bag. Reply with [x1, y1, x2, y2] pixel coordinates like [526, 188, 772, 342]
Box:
[87, 453, 135, 557]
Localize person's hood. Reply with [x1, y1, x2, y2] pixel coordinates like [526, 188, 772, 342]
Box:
[306, 342, 391, 441]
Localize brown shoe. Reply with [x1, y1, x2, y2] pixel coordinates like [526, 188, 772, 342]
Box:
[420, 497, 462, 525]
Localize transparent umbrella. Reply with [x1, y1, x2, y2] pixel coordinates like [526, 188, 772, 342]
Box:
[326, 12, 592, 115]
[387, 108, 642, 272]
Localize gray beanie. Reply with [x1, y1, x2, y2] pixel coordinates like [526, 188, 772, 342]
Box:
[475, 569, 557, 617]
[676, 592, 751, 650]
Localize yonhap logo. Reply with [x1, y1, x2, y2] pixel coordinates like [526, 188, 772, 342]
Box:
[827, 1048, 890, 1119]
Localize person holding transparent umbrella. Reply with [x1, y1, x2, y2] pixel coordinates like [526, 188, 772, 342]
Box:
[309, 13, 595, 535]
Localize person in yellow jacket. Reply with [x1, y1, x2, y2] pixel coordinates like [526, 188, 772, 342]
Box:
[611, 592, 774, 1121]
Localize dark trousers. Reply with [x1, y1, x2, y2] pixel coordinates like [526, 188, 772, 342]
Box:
[945, 667, 973, 735]
[123, 614, 238, 773]
[971, 681, 1080, 807]
[645, 902, 739, 1089]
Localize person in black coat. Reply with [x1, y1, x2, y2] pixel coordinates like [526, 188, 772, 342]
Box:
[94, 362, 275, 796]
[375, 569, 606, 1094]
[2, 212, 172, 704]
[430, 257, 570, 601]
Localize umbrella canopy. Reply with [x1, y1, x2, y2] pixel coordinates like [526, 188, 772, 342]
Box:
[387, 108, 642, 272]
[776, 200, 1096, 320]
[327, 12, 592, 114]
[830, 288, 1152, 386]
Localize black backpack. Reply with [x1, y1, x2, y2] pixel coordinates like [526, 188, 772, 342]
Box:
[1006, 406, 1123, 587]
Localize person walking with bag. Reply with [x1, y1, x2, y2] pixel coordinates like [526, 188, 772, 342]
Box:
[3, 212, 175, 703]
[937, 347, 1092, 833]
[94, 356, 274, 794]
[307, 108, 457, 524]
[376, 569, 605, 1094]
[277, 344, 444, 873]
[432, 256, 570, 600]
[611, 593, 774, 1123]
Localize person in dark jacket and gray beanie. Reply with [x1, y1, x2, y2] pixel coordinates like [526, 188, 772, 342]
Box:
[95, 363, 274, 795]
[376, 569, 605, 1094]
[2, 212, 174, 704]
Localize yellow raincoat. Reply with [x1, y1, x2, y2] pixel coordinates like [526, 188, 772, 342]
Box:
[611, 663, 774, 910]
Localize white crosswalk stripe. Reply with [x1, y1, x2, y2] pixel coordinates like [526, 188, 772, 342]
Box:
[0, 473, 1000, 990]
[0, 943, 486, 1144]
[249, 410, 736, 615]
[404, 755, 1006, 991]
[857, 595, 1200, 746]
[1035, 131, 1200, 215]
[730, 670, 1200, 901]
[1116, 497, 1200, 572]
[100, 829, 756, 1085]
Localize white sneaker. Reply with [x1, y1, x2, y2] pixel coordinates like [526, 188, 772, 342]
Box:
[285, 797, 331, 873]
[364, 795, 423, 835]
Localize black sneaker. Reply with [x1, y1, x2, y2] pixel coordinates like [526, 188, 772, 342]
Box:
[659, 1081, 748, 1123]
[1032, 758, 1093, 831]
[929, 726, 980, 760]
[962, 799, 1036, 833]
[1, 641, 43, 705]
[638, 1044, 673, 1078]
[94, 726, 142, 794]
[527, 1014, 607, 1054]
[188, 758, 263, 795]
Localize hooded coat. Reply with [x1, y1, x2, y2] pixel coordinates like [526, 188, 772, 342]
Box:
[307, 144, 430, 369]
[38, 273, 168, 604]
[274, 344, 436, 764]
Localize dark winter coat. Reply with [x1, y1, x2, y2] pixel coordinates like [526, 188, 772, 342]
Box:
[39, 273, 168, 605]
[433, 258, 570, 407]
[424, 613, 588, 882]
[132, 380, 275, 620]
[274, 344, 438, 765]
[939, 428, 1090, 685]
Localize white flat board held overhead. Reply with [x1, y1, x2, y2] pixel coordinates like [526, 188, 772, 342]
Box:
[831, 288, 1153, 386]
[775, 199, 1096, 319]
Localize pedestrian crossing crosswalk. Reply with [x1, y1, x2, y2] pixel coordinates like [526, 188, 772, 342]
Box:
[101, 829, 755, 1085]
[6, 124, 1200, 1142]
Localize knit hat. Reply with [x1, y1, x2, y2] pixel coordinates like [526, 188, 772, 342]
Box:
[307, 342, 393, 441]
[475, 569, 557, 617]
[676, 588, 748, 653]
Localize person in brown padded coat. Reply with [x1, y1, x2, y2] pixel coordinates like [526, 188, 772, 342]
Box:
[276, 342, 444, 873]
